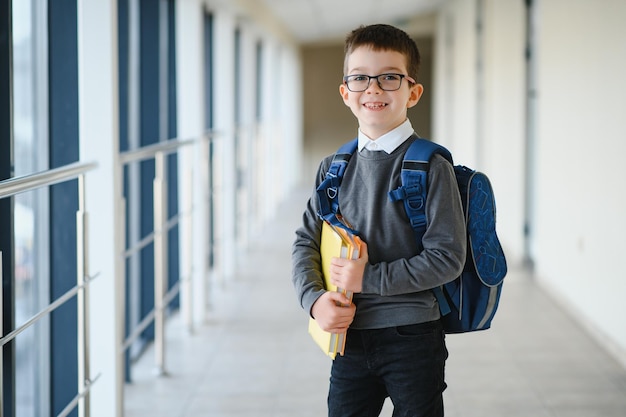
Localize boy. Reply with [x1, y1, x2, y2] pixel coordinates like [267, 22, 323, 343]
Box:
[292, 24, 466, 416]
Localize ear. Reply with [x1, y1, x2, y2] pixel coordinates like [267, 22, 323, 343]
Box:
[339, 83, 350, 104]
[407, 83, 424, 109]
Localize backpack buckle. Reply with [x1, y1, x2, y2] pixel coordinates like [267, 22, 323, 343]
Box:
[407, 196, 424, 210]
[409, 215, 426, 230]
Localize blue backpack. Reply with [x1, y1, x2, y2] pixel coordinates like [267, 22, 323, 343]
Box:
[316, 137, 507, 333]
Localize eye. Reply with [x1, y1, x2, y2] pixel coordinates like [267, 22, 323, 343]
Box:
[381, 74, 401, 81]
[350, 75, 369, 82]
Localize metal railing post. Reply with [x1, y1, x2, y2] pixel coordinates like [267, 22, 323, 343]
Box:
[202, 135, 212, 314]
[153, 151, 168, 376]
[0, 250, 3, 417]
[116, 196, 127, 416]
[182, 158, 194, 333]
[76, 174, 90, 417]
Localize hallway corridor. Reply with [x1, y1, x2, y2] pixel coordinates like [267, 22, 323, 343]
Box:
[124, 188, 626, 417]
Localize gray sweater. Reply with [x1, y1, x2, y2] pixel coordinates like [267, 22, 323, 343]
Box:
[292, 137, 466, 329]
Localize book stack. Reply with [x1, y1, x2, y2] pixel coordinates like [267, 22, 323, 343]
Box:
[308, 220, 361, 359]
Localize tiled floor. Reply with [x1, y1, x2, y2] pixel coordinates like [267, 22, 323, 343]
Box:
[125, 188, 626, 417]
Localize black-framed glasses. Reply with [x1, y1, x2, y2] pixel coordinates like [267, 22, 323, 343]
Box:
[343, 73, 416, 92]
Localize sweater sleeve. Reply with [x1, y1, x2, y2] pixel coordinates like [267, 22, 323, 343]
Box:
[291, 159, 330, 316]
[360, 154, 467, 296]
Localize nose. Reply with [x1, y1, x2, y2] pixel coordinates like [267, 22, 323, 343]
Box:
[365, 77, 383, 93]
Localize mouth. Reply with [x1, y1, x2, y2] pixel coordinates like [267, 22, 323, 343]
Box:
[363, 102, 388, 110]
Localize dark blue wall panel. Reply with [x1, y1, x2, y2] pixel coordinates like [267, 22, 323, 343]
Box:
[0, 1, 15, 414]
[48, 0, 79, 415]
[139, 0, 159, 339]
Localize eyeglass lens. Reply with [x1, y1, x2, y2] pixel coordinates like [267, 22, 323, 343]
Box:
[345, 74, 404, 92]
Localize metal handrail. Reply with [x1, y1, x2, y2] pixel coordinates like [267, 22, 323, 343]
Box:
[1, 133, 216, 414]
[120, 280, 180, 352]
[118, 137, 195, 165]
[57, 373, 102, 417]
[122, 211, 185, 258]
[0, 161, 98, 198]
[118, 132, 217, 378]
[0, 273, 99, 348]
[0, 160, 98, 417]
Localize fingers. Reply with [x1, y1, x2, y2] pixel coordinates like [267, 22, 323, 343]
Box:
[326, 290, 352, 307]
[329, 257, 365, 293]
[323, 322, 352, 334]
[311, 292, 356, 333]
[320, 307, 355, 333]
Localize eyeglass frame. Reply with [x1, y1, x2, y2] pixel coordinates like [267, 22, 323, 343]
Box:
[342, 73, 417, 92]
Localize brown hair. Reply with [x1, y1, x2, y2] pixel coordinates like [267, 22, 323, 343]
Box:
[344, 24, 420, 81]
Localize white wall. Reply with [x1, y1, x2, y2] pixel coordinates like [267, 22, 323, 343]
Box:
[482, 0, 526, 262]
[434, 0, 526, 264]
[433, 0, 477, 164]
[534, 0, 626, 366]
[434, 0, 626, 368]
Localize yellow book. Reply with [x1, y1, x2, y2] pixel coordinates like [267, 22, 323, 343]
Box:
[308, 220, 361, 359]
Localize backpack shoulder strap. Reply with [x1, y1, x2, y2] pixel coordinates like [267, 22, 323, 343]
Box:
[388, 138, 453, 241]
[388, 137, 453, 316]
[316, 138, 359, 234]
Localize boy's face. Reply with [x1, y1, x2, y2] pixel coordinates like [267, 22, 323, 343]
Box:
[339, 46, 423, 140]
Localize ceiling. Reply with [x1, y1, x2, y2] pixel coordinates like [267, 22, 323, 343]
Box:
[256, 0, 446, 44]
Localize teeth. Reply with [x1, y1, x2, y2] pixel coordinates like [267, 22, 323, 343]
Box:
[365, 103, 386, 109]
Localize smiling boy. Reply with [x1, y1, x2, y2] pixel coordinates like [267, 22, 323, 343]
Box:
[292, 24, 466, 416]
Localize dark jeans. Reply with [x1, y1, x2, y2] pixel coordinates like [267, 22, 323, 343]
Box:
[328, 320, 448, 417]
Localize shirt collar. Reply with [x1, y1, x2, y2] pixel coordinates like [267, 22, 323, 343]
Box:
[357, 119, 415, 154]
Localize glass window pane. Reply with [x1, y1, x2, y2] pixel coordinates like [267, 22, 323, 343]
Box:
[12, 1, 50, 416]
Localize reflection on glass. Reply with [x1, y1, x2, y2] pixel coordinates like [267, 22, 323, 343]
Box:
[13, 1, 49, 416]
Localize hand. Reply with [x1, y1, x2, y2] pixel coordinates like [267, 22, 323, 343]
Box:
[311, 291, 356, 333]
[329, 239, 369, 293]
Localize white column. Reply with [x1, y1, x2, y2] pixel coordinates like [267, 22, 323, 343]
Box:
[279, 45, 303, 191]
[258, 37, 278, 223]
[76, 0, 123, 416]
[213, 10, 237, 282]
[175, 0, 207, 327]
[236, 25, 257, 243]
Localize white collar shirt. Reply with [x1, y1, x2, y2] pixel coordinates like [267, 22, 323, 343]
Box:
[357, 119, 415, 154]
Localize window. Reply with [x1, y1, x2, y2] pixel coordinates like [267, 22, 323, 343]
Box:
[12, 0, 51, 416]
